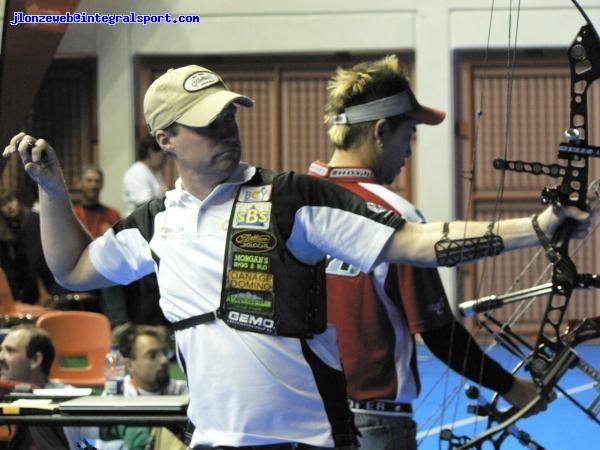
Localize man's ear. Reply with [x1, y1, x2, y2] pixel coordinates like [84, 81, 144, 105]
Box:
[30, 351, 43, 371]
[373, 119, 387, 140]
[154, 130, 174, 154]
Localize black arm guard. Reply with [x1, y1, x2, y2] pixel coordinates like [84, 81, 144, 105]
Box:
[435, 222, 504, 267]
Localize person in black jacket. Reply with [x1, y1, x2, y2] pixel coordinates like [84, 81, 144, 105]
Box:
[0, 189, 40, 303]
[0, 189, 72, 304]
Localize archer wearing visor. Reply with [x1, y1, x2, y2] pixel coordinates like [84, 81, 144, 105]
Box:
[331, 89, 445, 126]
[308, 54, 560, 450]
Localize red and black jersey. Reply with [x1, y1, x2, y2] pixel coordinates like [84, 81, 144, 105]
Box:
[309, 161, 454, 403]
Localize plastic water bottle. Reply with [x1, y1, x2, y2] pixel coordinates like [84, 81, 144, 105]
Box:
[103, 343, 125, 396]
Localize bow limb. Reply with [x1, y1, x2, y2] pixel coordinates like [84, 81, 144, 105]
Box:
[443, 1, 600, 448]
[454, 395, 546, 450]
[528, 0, 600, 388]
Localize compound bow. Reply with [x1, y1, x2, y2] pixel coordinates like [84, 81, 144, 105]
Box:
[440, 1, 600, 448]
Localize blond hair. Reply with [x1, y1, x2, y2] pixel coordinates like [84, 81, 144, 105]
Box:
[325, 55, 411, 149]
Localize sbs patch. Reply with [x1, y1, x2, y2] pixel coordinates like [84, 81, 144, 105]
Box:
[232, 202, 272, 230]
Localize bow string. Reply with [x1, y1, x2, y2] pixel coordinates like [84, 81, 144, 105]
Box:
[439, 1, 600, 448]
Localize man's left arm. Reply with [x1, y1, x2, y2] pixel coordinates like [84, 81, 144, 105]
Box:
[420, 322, 542, 410]
[421, 322, 514, 393]
[384, 204, 589, 268]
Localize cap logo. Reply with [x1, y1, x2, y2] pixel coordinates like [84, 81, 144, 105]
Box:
[183, 71, 220, 92]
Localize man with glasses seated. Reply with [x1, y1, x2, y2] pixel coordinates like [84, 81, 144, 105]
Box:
[115, 324, 187, 397]
[66, 324, 188, 449]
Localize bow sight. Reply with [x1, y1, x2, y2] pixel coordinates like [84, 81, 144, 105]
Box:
[444, 1, 600, 448]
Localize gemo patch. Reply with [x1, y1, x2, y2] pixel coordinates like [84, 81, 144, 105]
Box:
[226, 311, 275, 330]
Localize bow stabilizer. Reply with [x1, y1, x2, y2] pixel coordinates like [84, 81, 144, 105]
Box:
[451, 2, 600, 448]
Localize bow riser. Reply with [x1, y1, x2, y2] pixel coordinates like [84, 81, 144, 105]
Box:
[452, 3, 600, 448]
[529, 17, 600, 387]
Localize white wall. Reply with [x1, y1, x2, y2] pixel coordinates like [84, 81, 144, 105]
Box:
[5, 0, 600, 297]
[7, 0, 600, 214]
[57, 0, 422, 214]
[53, 0, 600, 211]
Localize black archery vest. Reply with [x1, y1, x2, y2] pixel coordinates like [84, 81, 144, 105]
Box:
[172, 169, 327, 338]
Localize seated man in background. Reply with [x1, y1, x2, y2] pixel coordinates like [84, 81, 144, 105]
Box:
[66, 324, 188, 450]
[115, 324, 187, 397]
[0, 324, 69, 449]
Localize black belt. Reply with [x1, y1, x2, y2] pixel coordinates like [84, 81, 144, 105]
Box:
[172, 311, 218, 331]
[348, 399, 412, 414]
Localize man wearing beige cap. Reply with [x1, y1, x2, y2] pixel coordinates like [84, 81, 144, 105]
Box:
[4, 64, 589, 449]
[308, 55, 545, 450]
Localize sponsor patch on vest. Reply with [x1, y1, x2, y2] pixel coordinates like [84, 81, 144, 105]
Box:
[232, 252, 270, 271]
[225, 290, 274, 314]
[238, 185, 272, 202]
[232, 231, 277, 252]
[224, 310, 276, 334]
[232, 202, 271, 230]
[228, 269, 274, 291]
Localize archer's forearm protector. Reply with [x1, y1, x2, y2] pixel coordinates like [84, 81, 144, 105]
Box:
[434, 222, 504, 267]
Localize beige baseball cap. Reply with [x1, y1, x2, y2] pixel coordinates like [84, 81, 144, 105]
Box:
[143, 65, 254, 134]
